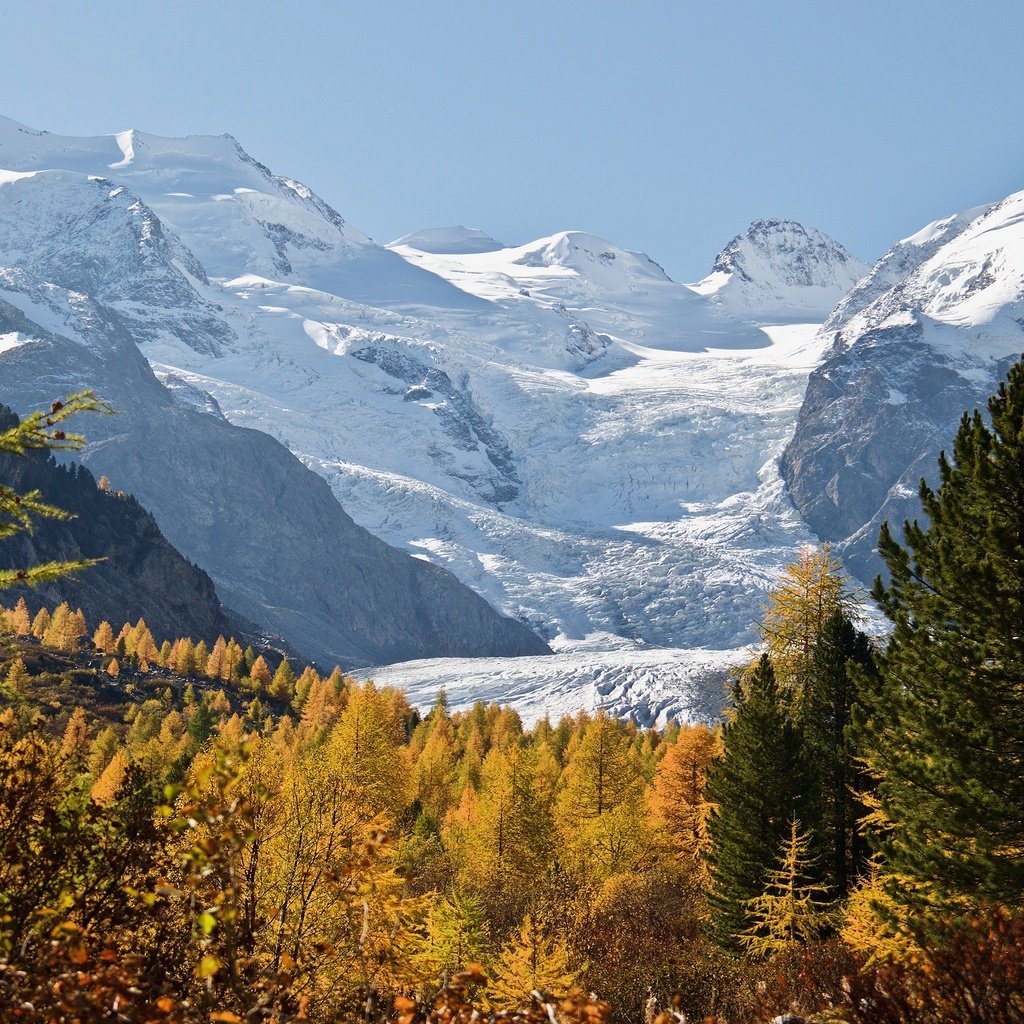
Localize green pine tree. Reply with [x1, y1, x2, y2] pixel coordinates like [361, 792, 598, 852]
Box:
[861, 356, 1024, 919]
[802, 609, 875, 898]
[705, 654, 815, 947]
[186, 695, 217, 753]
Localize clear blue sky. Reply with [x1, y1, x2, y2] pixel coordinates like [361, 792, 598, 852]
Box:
[5, 1, 1023, 279]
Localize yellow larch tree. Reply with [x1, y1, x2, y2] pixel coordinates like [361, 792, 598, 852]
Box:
[738, 817, 834, 958]
[650, 723, 721, 862]
[205, 636, 228, 680]
[556, 712, 649, 877]
[247, 654, 272, 693]
[489, 914, 580, 1010]
[90, 747, 129, 805]
[60, 707, 90, 761]
[757, 543, 853, 693]
[30, 606, 50, 640]
[329, 681, 409, 820]
[3, 657, 29, 697]
[92, 620, 115, 653]
[269, 657, 297, 701]
[5, 598, 31, 636]
[43, 603, 74, 651]
[413, 715, 459, 823]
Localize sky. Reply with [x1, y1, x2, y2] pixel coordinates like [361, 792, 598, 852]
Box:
[4, 1, 1023, 280]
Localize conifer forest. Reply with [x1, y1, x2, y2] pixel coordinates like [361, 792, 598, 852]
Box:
[0, 361, 1022, 1023]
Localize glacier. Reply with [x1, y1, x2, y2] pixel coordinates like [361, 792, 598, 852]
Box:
[0, 114, 875, 723]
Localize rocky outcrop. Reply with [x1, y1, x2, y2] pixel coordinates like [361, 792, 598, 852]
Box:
[781, 194, 1024, 582]
[0, 406, 231, 643]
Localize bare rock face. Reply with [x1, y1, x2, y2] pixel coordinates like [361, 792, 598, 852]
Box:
[0, 406, 231, 644]
[781, 194, 1024, 582]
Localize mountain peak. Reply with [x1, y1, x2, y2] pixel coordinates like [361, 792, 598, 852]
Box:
[710, 218, 861, 280]
[693, 218, 870, 320]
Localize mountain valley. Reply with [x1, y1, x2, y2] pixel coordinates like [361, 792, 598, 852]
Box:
[1, 113, 1021, 723]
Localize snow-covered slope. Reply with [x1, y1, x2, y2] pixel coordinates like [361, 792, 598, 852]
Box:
[693, 219, 870, 321]
[0, 115, 482, 311]
[783, 194, 1024, 581]
[389, 226, 506, 254]
[0, 115, 873, 723]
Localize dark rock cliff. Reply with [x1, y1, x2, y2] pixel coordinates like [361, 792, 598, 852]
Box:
[0, 406, 231, 642]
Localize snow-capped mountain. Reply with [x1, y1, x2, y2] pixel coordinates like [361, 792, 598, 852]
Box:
[0, 114, 875, 722]
[782, 195, 1024, 581]
[693, 219, 870, 321]
[0, 158, 548, 668]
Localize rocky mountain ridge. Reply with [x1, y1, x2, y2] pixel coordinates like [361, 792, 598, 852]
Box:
[782, 193, 1024, 581]
[692, 218, 870, 321]
[0, 404, 234, 644]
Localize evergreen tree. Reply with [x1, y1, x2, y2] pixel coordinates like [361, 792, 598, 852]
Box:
[705, 654, 814, 948]
[186, 695, 217, 752]
[801, 609, 875, 898]
[862, 357, 1024, 918]
[246, 695, 266, 732]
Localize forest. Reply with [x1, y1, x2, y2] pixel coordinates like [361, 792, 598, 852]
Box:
[0, 361, 1021, 1024]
